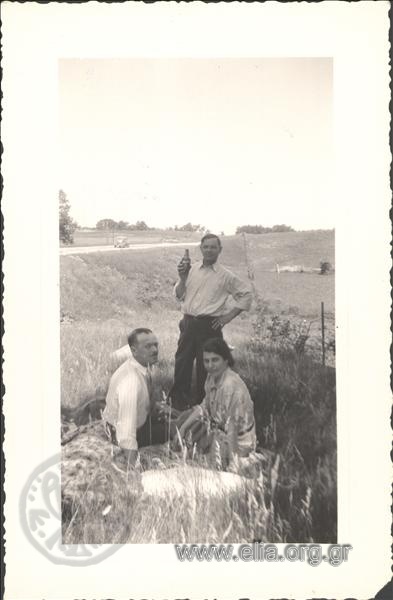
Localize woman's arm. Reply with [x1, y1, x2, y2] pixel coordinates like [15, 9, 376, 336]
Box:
[226, 418, 239, 457]
[178, 405, 204, 437]
[224, 385, 251, 455]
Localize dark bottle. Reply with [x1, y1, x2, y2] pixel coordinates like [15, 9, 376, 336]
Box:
[182, 248, 191, 273]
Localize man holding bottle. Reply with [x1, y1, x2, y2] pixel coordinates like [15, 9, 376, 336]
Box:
[170, 233, 252, 410]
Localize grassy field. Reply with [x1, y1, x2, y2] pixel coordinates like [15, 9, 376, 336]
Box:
[60, 230, 336, 543]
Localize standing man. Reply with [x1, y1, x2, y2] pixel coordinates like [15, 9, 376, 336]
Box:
[170, 233, 252, 409]
[103, 328, 169, 472]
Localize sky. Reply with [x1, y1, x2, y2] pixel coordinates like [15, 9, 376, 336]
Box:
[59, 58, 333, 234]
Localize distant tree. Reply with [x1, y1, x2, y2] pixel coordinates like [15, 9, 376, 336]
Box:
[117, 220, 129, 230]
[236, 224, 294, 234]
[272, 224, 294, 233]
[179, 222, 194, 232]
[135, 220, 149, 230]
[320, 261, 332, 275]
[179, 223, 205, 232]
[96, 219, 118, 230]
[59, 190, 77, 244]
[236, 225, 261, 234]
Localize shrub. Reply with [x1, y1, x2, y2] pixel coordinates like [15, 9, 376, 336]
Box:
[320, 261, 332, 275]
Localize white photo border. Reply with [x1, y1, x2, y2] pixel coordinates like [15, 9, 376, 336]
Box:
[2, 2, 391, 599]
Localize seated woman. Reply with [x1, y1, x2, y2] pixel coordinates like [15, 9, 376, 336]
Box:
[177, 338, 256, 463]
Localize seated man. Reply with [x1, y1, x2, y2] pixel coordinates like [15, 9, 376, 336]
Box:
[103, 327, 174, 472]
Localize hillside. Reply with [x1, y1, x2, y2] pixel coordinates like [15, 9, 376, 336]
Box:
[221, 230, 334, 271]
[60, 230, 334, 321]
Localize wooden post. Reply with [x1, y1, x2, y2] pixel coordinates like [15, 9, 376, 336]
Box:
[242, 232, 254, 281]
[321, 301, 325, 366]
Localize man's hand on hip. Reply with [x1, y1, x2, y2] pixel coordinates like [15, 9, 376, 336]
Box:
[211, 307, 243, 330]
[211, 314, 232, 330]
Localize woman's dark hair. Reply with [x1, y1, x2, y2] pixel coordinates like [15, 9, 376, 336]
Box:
[202, 337, 234, 367]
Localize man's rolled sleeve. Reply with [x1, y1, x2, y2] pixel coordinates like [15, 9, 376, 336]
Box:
[115, 378, 139, 451]
[227, 273, 252, 311]
[173, 281, 186, 302]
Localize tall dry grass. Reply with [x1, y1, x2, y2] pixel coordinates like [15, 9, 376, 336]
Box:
[62, 423, 282, 544]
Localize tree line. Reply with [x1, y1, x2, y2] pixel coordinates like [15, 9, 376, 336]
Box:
[95, 219, 207, 233]
[59, 189, 296, 245]
[236, 224, 294, 234]
[59, 190, 209, 244]
[95, 221, 295, 235]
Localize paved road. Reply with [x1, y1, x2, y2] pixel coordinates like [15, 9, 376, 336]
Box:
[60, 241, 199, 256]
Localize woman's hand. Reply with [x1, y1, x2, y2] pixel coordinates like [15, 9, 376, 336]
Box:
[178, 407, 203, 438]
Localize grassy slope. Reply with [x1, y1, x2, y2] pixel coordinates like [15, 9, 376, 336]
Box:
[61, 230, 334, 319]
[222, 231, 335, 316]
[222, 230, 334, 270]
[61, 230, 336, 543]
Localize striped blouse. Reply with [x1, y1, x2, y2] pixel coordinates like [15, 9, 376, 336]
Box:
[198, 367, 256, 454]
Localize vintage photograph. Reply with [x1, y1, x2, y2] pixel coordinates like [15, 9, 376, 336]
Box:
[59, 58, 336, 544]
[4, 2, 391, 598]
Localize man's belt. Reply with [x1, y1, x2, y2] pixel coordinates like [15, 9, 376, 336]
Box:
[184, 314, 217, 321]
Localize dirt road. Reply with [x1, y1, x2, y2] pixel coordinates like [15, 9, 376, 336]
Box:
[60, 241, 199, 256]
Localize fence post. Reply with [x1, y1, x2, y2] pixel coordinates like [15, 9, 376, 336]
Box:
[321, 301, 325, 366]
[242, 232, 254, 281]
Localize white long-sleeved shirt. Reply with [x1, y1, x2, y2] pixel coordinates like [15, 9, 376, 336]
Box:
[102, 355, 151, 451]
[174, 261, 252, 317]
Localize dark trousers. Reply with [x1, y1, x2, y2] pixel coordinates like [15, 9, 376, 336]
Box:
[170, 314, 223, 409]
[106, 418, 170, 448]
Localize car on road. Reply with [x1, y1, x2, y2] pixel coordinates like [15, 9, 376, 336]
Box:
[114, 236, 130, 248]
